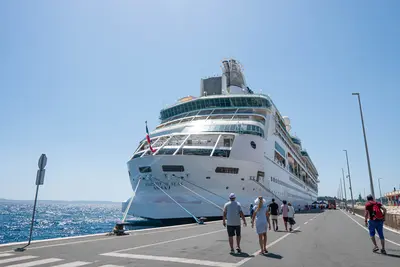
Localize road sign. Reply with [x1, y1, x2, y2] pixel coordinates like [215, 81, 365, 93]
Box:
[38, 154, 47, 170]
[36, 169, 45, 185]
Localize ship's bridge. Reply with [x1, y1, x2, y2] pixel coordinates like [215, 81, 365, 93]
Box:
[160, 95, 272, 123]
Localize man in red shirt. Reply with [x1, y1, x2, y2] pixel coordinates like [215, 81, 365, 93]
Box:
[364, 194, 387, 254]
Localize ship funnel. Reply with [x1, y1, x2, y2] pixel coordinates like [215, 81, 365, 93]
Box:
[283, 116, 291, 132]
[221, 59, 249, 95]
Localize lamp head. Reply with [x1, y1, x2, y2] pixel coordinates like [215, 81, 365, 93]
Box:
[352, 92, 359, 96]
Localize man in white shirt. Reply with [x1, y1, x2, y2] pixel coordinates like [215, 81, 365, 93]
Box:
[223, 193, 247, 253]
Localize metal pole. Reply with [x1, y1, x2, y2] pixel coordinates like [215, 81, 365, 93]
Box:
[344, 150, 355, 214]
[27, 184, 40, 246]
[352, 92, 375, 198]
[342, 168, 347, 210]
[378, 178, 383, 203]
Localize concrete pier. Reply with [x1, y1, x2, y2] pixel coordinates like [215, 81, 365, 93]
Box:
[1, 210, 400, 266]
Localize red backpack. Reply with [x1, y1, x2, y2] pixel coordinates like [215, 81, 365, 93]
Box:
[366, 201, 384, 220]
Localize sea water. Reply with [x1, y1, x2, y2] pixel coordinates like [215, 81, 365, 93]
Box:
[0, 202, 146, 244]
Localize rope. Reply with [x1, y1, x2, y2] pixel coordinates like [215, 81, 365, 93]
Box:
[152, 181, 202, 224]
[181, 177, 253, 211]
[121, 177, 142, 222]
[181, 178, 228, 202]
[180, 183, 223, 211]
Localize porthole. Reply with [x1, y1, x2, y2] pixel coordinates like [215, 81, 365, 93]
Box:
[250, 141, 256, 149]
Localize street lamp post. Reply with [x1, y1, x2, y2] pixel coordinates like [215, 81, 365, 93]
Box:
[342, 168, 347, 211]
[378, 178, 383, 203]
[352, 92, 375, 198]
[339, 178, 344, 208]
[344, 150, 355, 214]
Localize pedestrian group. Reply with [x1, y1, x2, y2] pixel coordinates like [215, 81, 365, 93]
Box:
[223, 193, 296, 254]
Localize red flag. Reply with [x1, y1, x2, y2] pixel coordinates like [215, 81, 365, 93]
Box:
[145, 121, 156, 153]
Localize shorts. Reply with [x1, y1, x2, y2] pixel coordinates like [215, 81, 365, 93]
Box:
[227, 225, 241, 237]
[283, 217, 288, 223]
[270, 215, 278, 220]
[368, 220, 384, 240]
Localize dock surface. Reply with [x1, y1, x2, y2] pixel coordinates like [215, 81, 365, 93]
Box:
[1, 210, 400, 267]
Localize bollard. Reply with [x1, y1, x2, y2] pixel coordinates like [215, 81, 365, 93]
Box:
[113, 223, 127, 236]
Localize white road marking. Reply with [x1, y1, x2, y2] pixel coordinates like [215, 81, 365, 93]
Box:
[304, 221, 308, 224]
[0, 256, 38, 265]
[235, 226, 301, 267]
[0, 220, 220, 249]
[102, 229, 225, 254]
[0, 224, 214, 253]
[5, 258, 62, 267]
[51, 261, 91, 267]
[0, 254, 14, 258]
[353, 212, 400, 235]
[98, 265, 124, 267]
[102, 252, 233, 267]
[340, 210, 400, 247]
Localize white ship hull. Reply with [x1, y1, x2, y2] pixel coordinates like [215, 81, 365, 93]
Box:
[124, 135, 317, 220]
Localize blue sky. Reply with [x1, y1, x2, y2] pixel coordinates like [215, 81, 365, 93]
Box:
[1, 1, 399, 202]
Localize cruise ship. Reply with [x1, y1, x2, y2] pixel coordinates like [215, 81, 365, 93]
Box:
[123, 59, 319, 222]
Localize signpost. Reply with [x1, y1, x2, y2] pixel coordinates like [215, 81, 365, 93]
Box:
[16, 154, 47, 251]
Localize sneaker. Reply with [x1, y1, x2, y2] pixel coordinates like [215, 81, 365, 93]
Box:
[236, 247, 242, 253]
[230, 248, 234, 253]
[381, 249, 387, 255]
[373, 247, 379, 252]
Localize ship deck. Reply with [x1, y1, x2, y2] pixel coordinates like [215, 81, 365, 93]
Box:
[1, 210, 400, 267]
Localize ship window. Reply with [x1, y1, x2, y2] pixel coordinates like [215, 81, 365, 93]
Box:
[211, 109, 237, 115]
[142, 150, 152, 157]
[180, 118, 192, 123]
[139, 166, 152, 173]
[160, 97, 271, 122]
[275, 142, 286, 158]
[237, 108, 254, 114]
[212, 149, 231, 158]
[182, 148, 212, 156]
[162, 165, 185, 172]
[132, 152, 144, 159]
[223, 138, 232, 147]
[215, 167, 239, 174]
[156, 148, 177, 155]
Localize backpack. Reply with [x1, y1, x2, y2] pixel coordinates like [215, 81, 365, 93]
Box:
[367, 201, 384, 220]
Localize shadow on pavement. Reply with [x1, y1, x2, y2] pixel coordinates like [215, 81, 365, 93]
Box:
[384, 253, 400, 258]
[263, 252, 283, 259]
[275, 229, 301, 233]
[230, 252, 254, 258]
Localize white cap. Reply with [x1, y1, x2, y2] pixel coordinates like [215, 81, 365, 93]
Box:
[229, 193, 236, 199]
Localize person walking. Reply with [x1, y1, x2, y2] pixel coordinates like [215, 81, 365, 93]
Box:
[251, 196, 271, 254]
[287, 202, 296, 231]
[364, 194, 387, 254]
[268, 198, 279, 231]
[249, 204, 254, 218]
[223, 193, 247, 253]
[281, 200, 289, 231]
